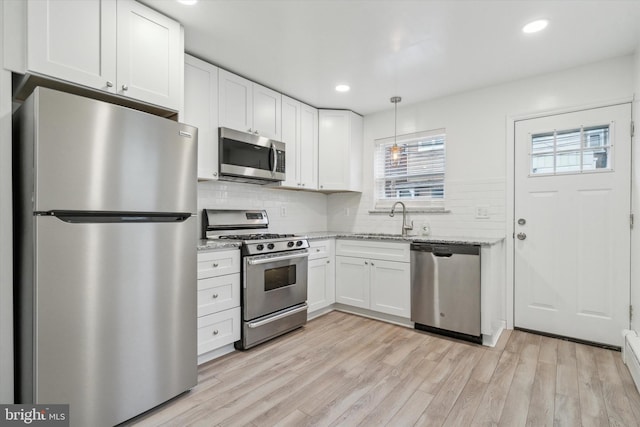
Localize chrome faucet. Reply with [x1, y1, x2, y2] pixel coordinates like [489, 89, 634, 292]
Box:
[389, 201, 413, 237]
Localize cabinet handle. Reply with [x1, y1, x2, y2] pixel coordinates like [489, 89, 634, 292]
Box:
[320, 185, 324, 189]
[122, 84, 129, 91]
[316, 248, 321, 252]
[326, 260, 330, 264]
[213, 330, 219, 335]
[254, 130, 259, 135]
[364, 261, 369, 265]
[371, 262, 375, 266]
[213, 172, 218, 177]
[106, 81, 113, 88]
[212, 293, 219, 299]
[248, 128, 253, 133]
[213, 262, 219, 268]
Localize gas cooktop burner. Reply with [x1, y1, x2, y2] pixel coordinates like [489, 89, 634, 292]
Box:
[218, 233, 296, 241]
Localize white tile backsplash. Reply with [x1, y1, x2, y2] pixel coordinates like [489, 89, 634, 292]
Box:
[327, 177, 506, 238]
[197, 180, 328, 235]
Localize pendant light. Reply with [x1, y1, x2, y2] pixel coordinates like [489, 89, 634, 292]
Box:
[390, 96, 402, 166]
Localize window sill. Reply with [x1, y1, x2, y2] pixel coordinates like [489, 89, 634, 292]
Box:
[368, 208, 451, 214]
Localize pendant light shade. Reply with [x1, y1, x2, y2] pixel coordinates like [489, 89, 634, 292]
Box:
[390, 96, 402, 165]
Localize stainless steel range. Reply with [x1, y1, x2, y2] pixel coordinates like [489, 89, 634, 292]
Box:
[202, 209, 309, 349]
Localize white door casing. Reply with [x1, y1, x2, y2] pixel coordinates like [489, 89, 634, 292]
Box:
[514, 104, 631, 347]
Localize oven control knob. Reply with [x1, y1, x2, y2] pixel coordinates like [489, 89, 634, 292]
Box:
[267, 243, 275, 250]
[256, 244, 264, 251]
[287, 241, 295, 248]
[296, 241, 303, 247]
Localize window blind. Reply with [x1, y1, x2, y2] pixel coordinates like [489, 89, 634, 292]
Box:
[374, 129, 446, 206]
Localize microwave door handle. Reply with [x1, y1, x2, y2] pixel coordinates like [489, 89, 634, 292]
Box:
[271, 143, 277, 175]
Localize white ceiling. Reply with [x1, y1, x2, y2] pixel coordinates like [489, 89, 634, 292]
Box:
[141, 0, 640, 115]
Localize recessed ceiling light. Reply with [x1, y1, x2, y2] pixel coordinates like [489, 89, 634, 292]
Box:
[335, 84, 350, 93]
[177, 0, 197, 5]
[522, 19, 549, 34]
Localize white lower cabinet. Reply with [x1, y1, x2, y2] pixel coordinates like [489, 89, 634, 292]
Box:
[335, 240, 411, 319]
[197, 249, 241, 362]
[307, 239, 335, 313]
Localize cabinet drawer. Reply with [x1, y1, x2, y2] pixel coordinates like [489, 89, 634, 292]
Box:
[336, 239, 410, 263]
[197, 249, 240, 279]
[197, 307, 240, 355]
[197, 273, 240, 317]
[309, 239, 333, 260]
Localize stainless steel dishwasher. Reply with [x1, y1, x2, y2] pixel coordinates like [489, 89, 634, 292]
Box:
[410, 242, 481, 344]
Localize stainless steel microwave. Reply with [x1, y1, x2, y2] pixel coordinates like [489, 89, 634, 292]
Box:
[218, 127, 286, 184]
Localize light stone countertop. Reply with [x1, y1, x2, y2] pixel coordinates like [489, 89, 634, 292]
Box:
[304, 231, 504, 246]
[197, 239, 242, 252]
[197, 232, 505, 250]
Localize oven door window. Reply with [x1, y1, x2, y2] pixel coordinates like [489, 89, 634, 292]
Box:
[264, 265, 296, 291]
[222, 139, 272, 172]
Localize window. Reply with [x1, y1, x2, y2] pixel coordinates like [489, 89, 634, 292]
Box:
[374, 129, 446, 208]
[530, 124, 612, 176]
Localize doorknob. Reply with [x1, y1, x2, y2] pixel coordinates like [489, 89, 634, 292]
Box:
[517, 232, 527, 240]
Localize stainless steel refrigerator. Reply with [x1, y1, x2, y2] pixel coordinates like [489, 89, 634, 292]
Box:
[13, 88, 198, 426]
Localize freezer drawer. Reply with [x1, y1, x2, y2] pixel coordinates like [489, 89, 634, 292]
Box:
[410, 243, 481, 342]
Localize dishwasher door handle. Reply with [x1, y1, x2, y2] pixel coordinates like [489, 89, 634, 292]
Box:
[432, 247, 453, 257]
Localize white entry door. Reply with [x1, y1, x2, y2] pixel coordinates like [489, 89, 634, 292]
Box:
[514, 104, 631, 347]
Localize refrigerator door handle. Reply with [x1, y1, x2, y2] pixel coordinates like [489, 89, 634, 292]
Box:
[39, 211, 192, 223]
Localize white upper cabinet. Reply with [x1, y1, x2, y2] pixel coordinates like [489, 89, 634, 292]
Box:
[183, 55, 219, 181]
[252, 83, 282, 140]
[27, 0, 117, 93]
[219, 69, 282, 140]
[280, 96, 318, 190]
[281, 96, 301, 188]
[318, 110, 363, 192]
[299, 103, 319, 189]
[218, 69, 253, 133]
[22, 0, 182, 111]
[116, 0, 182, 110]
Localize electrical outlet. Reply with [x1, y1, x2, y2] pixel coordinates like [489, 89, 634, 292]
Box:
[421, 223, 431, 236]
[475, 206, 490, 219]
[280, 206, 287, 217]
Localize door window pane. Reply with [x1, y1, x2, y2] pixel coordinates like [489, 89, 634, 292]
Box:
[530, 124, 612, 176]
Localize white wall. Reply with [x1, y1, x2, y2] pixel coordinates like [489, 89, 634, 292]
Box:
[632, 47, 640, 332]
[328, 55, 635, 240]
[197, 181, 328, 235]
[0, 0, 15, 404]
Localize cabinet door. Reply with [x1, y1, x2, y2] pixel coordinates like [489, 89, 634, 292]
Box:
[219, 69, 253, 133]
[319, 110, 350, 191]
[184, 55, 219, 180]
[299, 103, 318, 189]
[116, 0, 182, 110]
[308, 258, 332, 313]
[370, 260, 411, 318]
[27, 0, 117, 92]
[252, 83, 282, 140]
[280, 95, 300, 188]
[348, 112, 363, 192]
[335, 256, 369, 309]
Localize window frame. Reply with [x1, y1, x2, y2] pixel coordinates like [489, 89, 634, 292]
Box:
[373, 128, 447, 210]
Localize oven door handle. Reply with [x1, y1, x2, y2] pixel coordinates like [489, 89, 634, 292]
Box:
[247, 251, 309, 265]
[247, 303, 308, 329]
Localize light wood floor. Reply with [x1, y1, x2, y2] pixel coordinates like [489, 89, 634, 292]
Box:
[129, 311, 640, 427]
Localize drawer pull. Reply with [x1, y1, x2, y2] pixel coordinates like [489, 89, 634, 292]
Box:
[213, 262, 219, 268]
[316, 248, 321, 252]
[213, 330, 219, 335]
[212, 293, 219, 299]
